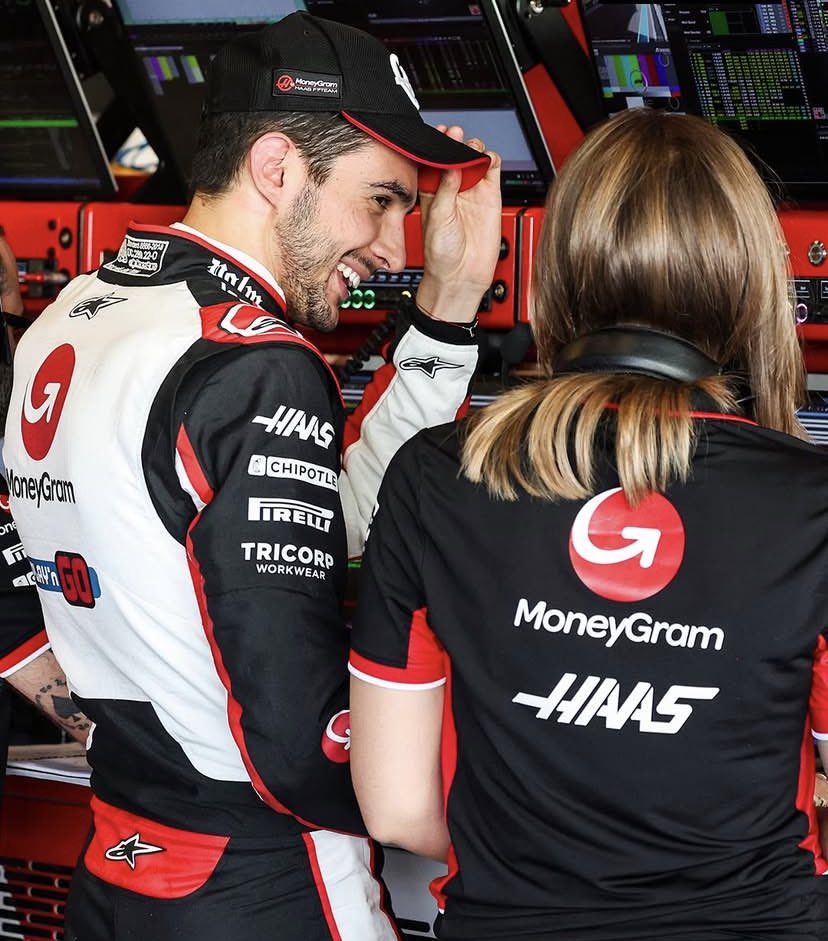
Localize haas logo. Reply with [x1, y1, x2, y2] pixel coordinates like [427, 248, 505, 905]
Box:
[569, 488, 684, 602]
[21, 344, 75, 461]
[321, 709, 351, 764]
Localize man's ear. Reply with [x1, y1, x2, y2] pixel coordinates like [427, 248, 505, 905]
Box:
[248, 132, 293, 204]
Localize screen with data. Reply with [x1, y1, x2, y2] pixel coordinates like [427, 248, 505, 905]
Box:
[0, 0, 115, 199]
[113, 0, 553, 202]
[304, 0, 554, 200]
[582, 1, 828, 195]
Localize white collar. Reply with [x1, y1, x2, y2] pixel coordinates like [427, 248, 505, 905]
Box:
[171, 222, 286, 303]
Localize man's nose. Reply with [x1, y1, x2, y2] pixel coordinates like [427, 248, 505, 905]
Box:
[372, 217, 407, 273]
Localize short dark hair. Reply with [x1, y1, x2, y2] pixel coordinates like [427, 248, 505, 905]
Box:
[188, 111, 370, 198]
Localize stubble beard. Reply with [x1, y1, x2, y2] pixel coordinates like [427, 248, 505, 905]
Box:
[274, 182, 342, 333]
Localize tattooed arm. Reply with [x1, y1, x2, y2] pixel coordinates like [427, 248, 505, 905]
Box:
[6, 650, 91, 744]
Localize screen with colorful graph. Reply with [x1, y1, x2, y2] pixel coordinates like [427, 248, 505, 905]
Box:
[581, 1, 828, 196]
[0, 0, 115, 199]
[112, 0, 554, 204]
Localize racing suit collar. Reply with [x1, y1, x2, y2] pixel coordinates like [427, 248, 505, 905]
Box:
[171, 222, 286, 306]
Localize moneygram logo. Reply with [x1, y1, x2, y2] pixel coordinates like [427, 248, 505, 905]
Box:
[7, 468, 76, 508]
[514, 599, 724, 652]
[321, 709, 351, 764]
[21, 344, 75, 461]
[569, 488, 684, 602]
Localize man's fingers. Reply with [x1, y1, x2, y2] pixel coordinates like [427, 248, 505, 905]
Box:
[484, 149, 502, 182]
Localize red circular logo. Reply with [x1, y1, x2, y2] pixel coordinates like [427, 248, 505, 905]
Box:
[21, 344, 75, 461]
[276, 74, 295, 92]
[568, 488, 685, 602]
[0, 494, 10, 514]
[321, 709, 351, 764]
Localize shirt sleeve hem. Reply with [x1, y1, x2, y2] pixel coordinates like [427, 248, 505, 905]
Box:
[348, 661, 446, 691]
[0, 630, 50, 678]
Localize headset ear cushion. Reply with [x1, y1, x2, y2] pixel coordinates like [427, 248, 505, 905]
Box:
[553, 325, 721, 384]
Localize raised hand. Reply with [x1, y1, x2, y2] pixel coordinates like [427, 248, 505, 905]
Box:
[416, 126, 502, 324]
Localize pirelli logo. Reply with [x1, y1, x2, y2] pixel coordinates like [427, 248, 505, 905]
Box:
[247, 497, 334, 532]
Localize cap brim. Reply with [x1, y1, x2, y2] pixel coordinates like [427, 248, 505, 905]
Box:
[342, 111, 491, 193]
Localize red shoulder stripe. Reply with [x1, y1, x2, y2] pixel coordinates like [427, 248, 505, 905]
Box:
[200, 303, 344, 406]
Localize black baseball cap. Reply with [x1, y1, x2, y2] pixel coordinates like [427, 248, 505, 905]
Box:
[204, 11, 491, 193]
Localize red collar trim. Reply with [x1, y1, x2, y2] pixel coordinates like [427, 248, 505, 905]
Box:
[603, 402, 758, 426]
[129, 222, 287, 315]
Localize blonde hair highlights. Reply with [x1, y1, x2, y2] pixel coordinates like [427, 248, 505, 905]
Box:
[462, 109, 805, 503]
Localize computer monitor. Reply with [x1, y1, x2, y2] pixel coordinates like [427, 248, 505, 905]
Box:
[112, 0, 297, 203]
[111, 0, 554, 204]
[581, 1, 828, 198]
[303, 0, 555, 202]
[0, 0, 116, 200]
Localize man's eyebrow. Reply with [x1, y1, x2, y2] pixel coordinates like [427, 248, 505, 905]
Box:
[370, 180, 416, 210]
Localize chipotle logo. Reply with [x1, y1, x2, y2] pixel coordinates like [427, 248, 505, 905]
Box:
[21, 344, 75, 461]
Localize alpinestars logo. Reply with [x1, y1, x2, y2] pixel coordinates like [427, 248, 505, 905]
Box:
[399, 356, 462, 379]
[252, 406, 334, 449]
[514, 672, 719, 734]
[104, 833, 165, 869]
[569, 488, 685, 602]
[69, 293, 126, 319]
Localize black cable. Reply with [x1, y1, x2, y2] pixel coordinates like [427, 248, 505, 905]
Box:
[336, 310, 399, 385]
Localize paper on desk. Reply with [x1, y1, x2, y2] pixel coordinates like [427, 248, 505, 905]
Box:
[5, 743, 90, 786]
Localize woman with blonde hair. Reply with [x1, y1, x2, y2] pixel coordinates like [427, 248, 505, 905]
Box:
[348, 108, 828, 941]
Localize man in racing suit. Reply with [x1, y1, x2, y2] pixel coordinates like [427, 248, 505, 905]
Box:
[3, 13, 502, 940]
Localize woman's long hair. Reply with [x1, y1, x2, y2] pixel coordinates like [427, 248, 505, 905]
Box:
[462, 109, 806, 504]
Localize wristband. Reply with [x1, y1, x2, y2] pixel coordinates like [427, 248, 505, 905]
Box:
[415, 298, 479, 333]
[398, 294, 478, 343]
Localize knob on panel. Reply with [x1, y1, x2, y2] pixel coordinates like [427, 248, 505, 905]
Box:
[808, 241, 827, 266]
